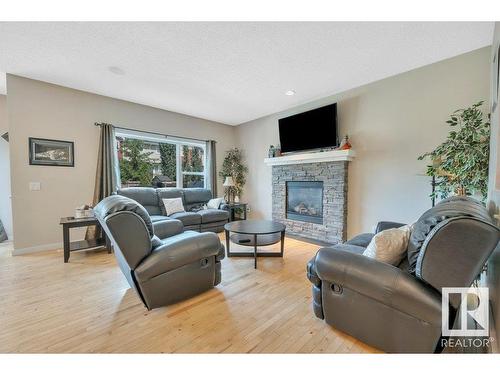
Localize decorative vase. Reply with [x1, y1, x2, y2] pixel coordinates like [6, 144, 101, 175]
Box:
[234, 196, 240, 203]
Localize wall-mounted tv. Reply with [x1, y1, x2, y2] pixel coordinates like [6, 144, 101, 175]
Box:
[278, 103, 338, 153]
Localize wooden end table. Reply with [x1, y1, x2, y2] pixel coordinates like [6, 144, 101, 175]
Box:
[224, 202, 248, 221]
[59, 216, 111, 263]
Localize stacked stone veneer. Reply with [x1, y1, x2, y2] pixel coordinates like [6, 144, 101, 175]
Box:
[272, 161, 348, 244]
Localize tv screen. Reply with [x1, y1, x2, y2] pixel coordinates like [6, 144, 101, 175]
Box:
[278, 104, 338, 153]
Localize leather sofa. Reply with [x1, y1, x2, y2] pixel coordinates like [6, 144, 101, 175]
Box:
[94, 194, 225, 310]
[117, 187, 229, 233]
[307, 196, 499, 353]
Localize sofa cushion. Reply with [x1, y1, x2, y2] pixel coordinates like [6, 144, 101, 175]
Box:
[183, 188, 212, 211]
[170, 211, 202, 226]
[161, 197, 185, 216]
[363, 225, 411, 266]
[199, 209, 229, 224]
[117, 187, 161, 216]
[157, 188, 184, 215]
[345, 233, 374, 248]
[150, 215, 172, 223]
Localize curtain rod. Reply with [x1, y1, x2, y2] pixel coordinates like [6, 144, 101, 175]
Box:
[94, 122, 214, 143]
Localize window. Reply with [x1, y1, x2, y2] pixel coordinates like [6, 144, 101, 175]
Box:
[181, 145, 205, 188]
[116, 130, 206, 189]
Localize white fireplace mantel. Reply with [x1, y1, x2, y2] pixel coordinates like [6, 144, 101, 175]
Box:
[264, 149, 355, 166]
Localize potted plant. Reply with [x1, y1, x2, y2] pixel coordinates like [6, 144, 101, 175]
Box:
[418, 101, 490, 201]
[219, 148, 248, 203]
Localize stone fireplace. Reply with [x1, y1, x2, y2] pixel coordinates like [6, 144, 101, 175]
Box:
[266, 150, 353, 244]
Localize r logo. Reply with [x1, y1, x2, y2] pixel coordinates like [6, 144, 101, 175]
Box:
[442, 287, 489, 337]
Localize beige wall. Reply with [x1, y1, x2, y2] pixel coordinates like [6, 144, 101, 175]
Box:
[7, 75, 236, 252]
[235, 47, 491, 238]
[0, 94, 13, 239]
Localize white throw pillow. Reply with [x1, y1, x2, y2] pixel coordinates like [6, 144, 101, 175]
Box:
[162, 198, 185, 216]
[207, 197, 224, 209]
[362, 225, 411, 266]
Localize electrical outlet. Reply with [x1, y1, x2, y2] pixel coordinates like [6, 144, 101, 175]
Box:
[29, 182, 41, 191]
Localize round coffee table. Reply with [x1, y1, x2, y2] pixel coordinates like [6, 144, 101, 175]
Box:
[224, 220, 286, 269]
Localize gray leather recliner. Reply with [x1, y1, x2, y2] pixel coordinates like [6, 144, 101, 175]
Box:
[307, 196, 499, 353]
[94, 194, 225, 310]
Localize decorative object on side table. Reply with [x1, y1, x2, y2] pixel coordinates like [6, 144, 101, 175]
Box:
[224, 220, 286, 269]
[75, 204, 94, 219]
[418, 101, 490, 201]
[29, 137, 74, 167]
[60, 216, 111, 263]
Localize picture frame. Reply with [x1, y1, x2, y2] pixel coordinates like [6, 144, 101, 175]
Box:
[29, 137, 75, 167]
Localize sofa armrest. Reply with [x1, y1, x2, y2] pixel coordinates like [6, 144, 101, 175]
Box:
[314, 248, 442, 325]
[375, 221, 406, 233]
[153, 219, 183, 239]
[135, 231, 222, 282]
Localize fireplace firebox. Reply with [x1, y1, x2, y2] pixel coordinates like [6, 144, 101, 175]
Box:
[286, 181, 323, 224]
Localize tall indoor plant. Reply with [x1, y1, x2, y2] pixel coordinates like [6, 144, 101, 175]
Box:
[418, 101, 490, 201]
[219, 148, 248, 201]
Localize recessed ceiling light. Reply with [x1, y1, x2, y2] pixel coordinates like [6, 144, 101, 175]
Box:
[285, 90, 296, 96]
[108, 66, 125, 75]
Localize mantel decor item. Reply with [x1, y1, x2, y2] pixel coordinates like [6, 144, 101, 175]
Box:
[418, 101, 490, 201]
[337, 135, 352, 150]
[29, 137, 74, 167]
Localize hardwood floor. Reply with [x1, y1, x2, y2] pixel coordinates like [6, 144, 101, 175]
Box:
[0, 235, 378, 353]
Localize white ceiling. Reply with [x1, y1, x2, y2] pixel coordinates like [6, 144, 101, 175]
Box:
[0, 22, 494, 125]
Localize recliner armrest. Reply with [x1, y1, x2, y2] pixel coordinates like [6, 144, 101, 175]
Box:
[134, 231, 223, 282]
[313, 248, 442, 325]
[375, 221, 406, 233]
[153, 219, 183, 239]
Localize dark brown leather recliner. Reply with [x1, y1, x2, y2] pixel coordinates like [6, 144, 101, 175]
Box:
[94, 195, 225, 310]
[307, 196, 499, 353]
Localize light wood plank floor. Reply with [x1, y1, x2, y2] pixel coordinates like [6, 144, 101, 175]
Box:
[0, 235, 378, 353]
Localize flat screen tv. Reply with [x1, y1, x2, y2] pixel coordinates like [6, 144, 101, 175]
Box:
[278, 103, 338, 153]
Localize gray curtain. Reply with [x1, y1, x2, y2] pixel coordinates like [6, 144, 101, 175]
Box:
[86, 123, 120, 239]
[206, 140, 217, 197]
[0, 219, 7, 242]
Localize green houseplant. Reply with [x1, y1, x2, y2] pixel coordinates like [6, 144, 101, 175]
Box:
[219, 148, 248, 200]
[418, 101, 490, 201]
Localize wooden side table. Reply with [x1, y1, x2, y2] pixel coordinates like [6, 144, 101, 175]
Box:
[224, 203, 248, 222]
[59, 217, 111, 263]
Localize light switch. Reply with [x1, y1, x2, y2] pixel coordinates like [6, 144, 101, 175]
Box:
[29, 182, 41, 191]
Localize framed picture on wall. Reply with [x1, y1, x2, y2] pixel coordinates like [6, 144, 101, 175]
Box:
[29, 137, 74, 167]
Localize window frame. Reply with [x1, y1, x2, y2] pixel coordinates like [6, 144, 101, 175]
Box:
[115, 130, 207, 189]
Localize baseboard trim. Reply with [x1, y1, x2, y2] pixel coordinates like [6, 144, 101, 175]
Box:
[12, 242, 62, 255]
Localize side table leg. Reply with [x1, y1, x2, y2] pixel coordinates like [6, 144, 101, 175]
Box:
[63, 225, 70, 263]
[280, 230, 285, 257]
[254, 234, 257, 269]
[225, 229, 230, 257]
